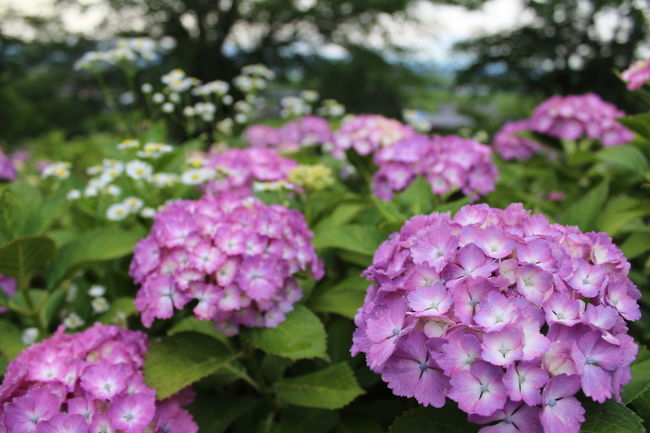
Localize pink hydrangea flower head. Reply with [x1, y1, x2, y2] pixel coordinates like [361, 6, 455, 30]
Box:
[244, 124, 282, 148]
[352, 203, 640, 433]
[131, 193, 323, 334]
[0, 150, 17, 181]
[202, 147, 297, 197]
[0, 323, 197, 433]
[621, 58, 650, 91]
[332, 114, 415, 158]
[493, 120, 542, 161]
[278, 116, 334, 153]
[528, 94, 633, 147]
[372, 134, 498, 201]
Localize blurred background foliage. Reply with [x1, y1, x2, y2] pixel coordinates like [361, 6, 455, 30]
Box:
[0, 0, 648, 145]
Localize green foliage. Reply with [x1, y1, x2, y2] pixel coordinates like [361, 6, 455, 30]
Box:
[0, 235, 57, 290]
[313, 225, 387, 256]
[560, 180, 609, 231]
[581, 400, 645, 433]
[388, 406, 479, 433]
[272, 362, 363, 409]
[144, 332, 240, 399]
[242, 305, 327, 360]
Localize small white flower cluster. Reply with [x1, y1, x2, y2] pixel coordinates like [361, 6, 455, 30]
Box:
[184, 102, 217, 121]
[106, 196, 149, 220]
[88, 284, 110, 314]
[318, 99, 346, 118]
[281, 95, 313, 118]
[193, 80, 230, 96]
[280, 91, 346, 120]
[74, 37, 175, 71]
[41, 162, 71, 180]
[180, 168, 214, 185]
[253, 180, 297, 192]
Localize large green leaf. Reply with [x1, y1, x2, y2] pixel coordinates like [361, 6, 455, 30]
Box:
[397, 175, 434, 216]
[18, 194, 66, 237]
[597, 145, 649, 175]
[313, 225, 387, 256]
[560, 181, 609, 231]
[315, 202, 365, 231]
[618, 113, 650, 139]
[308, 276, 368, 319]
[189, 395, 258, 433]
[620, 233, 650, 259]
[272, 362, 363, 409]
[242, 305, 327, 360]
[388, 406, 479, 433]
[0, 319, 26, 360]
[143, 332, 240, 399]
[272, 408, 339, 433]
[372, 196, 406, 222]
[597, 196, 650, 236]
[98, 297, 136, 325]
[47, 227, 144, 289]
[581, 400, 644, 433]
[622, 356, 650, 404]
[0, 236, 57, 290]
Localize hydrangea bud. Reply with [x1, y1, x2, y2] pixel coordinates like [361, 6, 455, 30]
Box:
[130, 193, 324, 334]
[0, 323, 198, 433]
[621, 58, 650, 91]
[352, 203, 640, 433]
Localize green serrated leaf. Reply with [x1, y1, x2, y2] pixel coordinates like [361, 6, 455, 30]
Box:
[18, 194, 66, 237]
[189, 395, 258, 433]
[313, 225, 387, 256]
[581, 400, 645, 433]
[242, 305, 327, 360]
[621, 233, 650, 259]
[272, 362, 363, 409]
[388, 406, 479, 433]
[0, 319, 26, 360]
[308, 276, 368, 319]
[315, 202, 365, 231]
[561, 181, 609, 231]
[398, 175, 434, 216]
[0, 235, 57, 290]
[98, 297, 136, 325]
[597, 145, 649, 175]
[622, 356, 650, 404]
[39, 286, 67, 329]
[47, 227, 144, 289]
[168, 316, 229, 345]
[272, 407, 340, 433]
[618, 113, 650, 139]
[372, 196, 406, 222]
[144, 332, 240, 399]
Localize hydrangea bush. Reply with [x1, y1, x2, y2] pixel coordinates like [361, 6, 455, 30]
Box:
[0, 323, 197, 433]
[352, 203, 640, 433]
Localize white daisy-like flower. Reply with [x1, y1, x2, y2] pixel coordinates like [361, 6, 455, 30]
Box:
[91, 297, 110, 314]
[21, 328, 39, 345]
[106, 203, 130, 220]
[162, 102, 174, 113]
[152, 92, 165, 103]
[65, 283, 78, 302]
[63, 313, 85, 329]
[117, 139, 140, 150]
[125, 160, 153, 180]
[104, 184, 121, 196]
[150, 172, 177, 187]
[181, 168, 213, 185]
[141, 83, 153, 93]
[84, 186, 99, 197]
[42, 162, 71, 179]
[140, 207, 157, 218]
[123, 197, 144, 212]
[89, 284, 106, 297]
[66, 190, 81, 200]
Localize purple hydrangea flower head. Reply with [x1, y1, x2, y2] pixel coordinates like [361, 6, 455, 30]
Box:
[202, 147, 297, 197]
[131, 193, 323, 334]
[528, 94, 633, 147]
[621, 58, 650, 91]
[278, 116, 334, 153]
[0, 323, 197, 433]
[352, 203, 641, 433]
[332, 114, 415, 158]
[0, 150, 17, 181]
[493, 120, 542, 161]
[0, 274, 16, 313]
[372, 134, 498, 201]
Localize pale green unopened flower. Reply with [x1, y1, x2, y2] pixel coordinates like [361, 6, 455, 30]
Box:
[288, 164, 335, 191]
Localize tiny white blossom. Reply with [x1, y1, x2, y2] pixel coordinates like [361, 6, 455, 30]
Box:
[169, 92, 181, 103]
[123, 197, 144, 212]
[162, 102, 175, 113]
[150, 172, 177, 187]
[183, 106, 195, 117]
[222, 95, 233, 105]
[42, 162, 71, 179]
[91, 297, 110, 314]
[141, 83, 153, 93]
[89, 284, 106, 297]
[21, 328, 39, 345]
[217, 118, 233, 134]
[106, 203, 130, 220]
[84, 186, 99, 197]
[66, 283, 78, 302]
[63, 313, 85, 329]
[105, 184, 121, 196]
[234, 113, 248, 124]
[117, 139, 140, 150]
[152, 92, 165, 103]
[140, 207, 156, 218]
[125, 160, 153, 180]
[66, 190, 81, 200]
[181, 168, 213, 185]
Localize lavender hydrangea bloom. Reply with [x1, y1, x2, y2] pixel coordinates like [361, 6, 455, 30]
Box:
[202, 147, 297, 196]
[352, 203, 641, 433]
[493, 120, 542, 161]
[372, 134, 498, 201]
[245, 116, 333, 153]
[244, 124, 282, 149]
[130, 193, 323, 334]
[332, 114, 415, 158]
[621, 59, 650, 91]
[528, 94, 633, 147]
[0, 323, 197, 433]
[0, 274, 16, 313]
[0, 150, 17, 181]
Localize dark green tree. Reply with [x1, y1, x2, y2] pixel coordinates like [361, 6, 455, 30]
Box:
[454, 0, 649, 107]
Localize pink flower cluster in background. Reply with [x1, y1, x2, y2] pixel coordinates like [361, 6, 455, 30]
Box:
[0, 150, 17, 181]
[332, 114, 415, 158]
[0, 275, 16, 313]
[131, 193, 323, 335]
[492, 120, 542, 161]
[0, 323, 197, 433]
[622, 59, 650, 91]
[373, 134, 497, 201]
[529, 94, 633, 147]
[352, 203, 640, 433]
[203, 147, 297, 196]
[244, 116, 333, 153]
